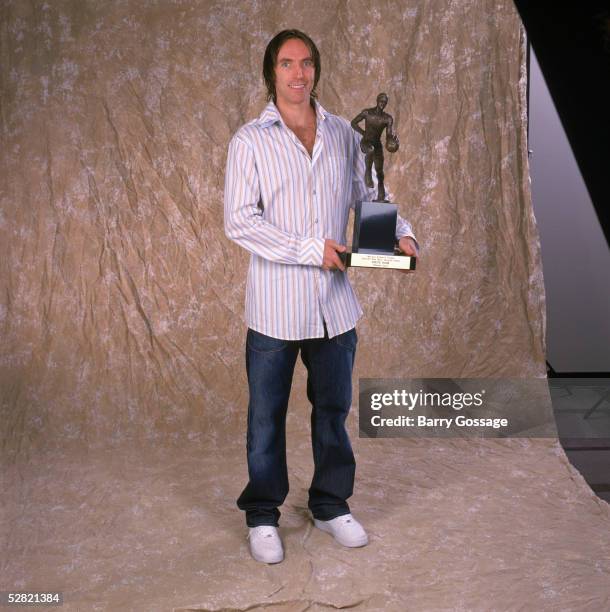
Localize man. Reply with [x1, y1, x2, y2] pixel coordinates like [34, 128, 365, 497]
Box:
[224, 29, 418, 564]
[351, 93, 398, 202]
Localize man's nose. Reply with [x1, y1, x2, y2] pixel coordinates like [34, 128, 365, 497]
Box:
[295, 64, 304, 78]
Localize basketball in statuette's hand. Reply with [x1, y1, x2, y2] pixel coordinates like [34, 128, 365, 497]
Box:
[386, 135, 399, 153]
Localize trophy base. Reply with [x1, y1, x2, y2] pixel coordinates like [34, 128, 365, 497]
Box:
[340, 250, 416, 270]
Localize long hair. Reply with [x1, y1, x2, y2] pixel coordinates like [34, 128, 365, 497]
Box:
[262, 29, 321, 102]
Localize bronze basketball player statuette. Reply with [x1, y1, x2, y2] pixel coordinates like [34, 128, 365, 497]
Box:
[350, 92, 399, 203]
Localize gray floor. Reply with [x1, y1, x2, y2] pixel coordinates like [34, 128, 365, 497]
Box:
[550, 379, 610, 502]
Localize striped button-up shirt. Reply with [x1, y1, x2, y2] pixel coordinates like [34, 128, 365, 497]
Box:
[224, 100, 416, 340]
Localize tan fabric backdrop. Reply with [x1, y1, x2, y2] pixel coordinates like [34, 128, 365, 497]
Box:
[1, 0, 544, 457]
[4, 3, 610, 611]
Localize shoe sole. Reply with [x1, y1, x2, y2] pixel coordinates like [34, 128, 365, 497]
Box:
[313, 519, 369, 548]
[251, 550, 284, 564]
[249, 541, 284, 564]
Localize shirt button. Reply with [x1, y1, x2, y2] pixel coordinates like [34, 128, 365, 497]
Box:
[313, 190, 317, 195]
[314, 219, 319, 223]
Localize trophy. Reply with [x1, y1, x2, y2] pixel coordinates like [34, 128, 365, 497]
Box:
[340, 93, 416, 271]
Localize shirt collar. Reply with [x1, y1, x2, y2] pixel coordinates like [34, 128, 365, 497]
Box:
[256, 99, 329, 128]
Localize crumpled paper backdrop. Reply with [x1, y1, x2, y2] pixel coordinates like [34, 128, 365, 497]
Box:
[1, 1, 608, 610]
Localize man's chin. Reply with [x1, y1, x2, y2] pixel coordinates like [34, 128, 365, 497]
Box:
[279, 92, 310, 105]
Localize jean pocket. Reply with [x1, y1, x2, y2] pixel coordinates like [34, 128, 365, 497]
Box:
[247, 329, 289, 353]
[334, 328, 358, 351]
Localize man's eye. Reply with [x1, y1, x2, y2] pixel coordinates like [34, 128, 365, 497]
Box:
[304, 60, 313, 67]
[281, 62, 290, 68]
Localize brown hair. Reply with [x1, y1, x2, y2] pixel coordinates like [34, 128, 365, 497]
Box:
[262, 29, 321, 102]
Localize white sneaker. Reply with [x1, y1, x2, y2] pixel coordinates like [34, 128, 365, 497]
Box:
[314, 513, 369, 547]
[247, 526, 284, 563]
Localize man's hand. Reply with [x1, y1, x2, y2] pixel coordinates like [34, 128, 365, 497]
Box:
[397, 236, 419, 275]
[322, 239, 346, 272]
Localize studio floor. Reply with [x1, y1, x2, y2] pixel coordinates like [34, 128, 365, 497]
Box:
[3, 428, 610, 611]
[551, 378, 610, 503]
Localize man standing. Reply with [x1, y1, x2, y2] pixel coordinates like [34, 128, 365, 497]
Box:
[224, 30, 418, 564]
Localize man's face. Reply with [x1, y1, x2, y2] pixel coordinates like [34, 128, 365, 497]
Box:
[274, 38, 315, 107]
[377, 95, 388, 110]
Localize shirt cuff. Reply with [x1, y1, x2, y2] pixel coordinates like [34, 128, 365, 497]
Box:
[297, 237, 325, 266]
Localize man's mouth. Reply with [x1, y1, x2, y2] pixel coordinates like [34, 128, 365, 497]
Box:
[289, 84, 306, 89]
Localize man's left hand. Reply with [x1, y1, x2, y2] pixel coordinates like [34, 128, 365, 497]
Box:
[397, 236, 419, 275]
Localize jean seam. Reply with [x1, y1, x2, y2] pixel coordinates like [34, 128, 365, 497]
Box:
[335, 341, 355, 350]
[247, 344, 289, 354]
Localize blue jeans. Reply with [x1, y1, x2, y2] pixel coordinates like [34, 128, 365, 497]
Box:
[237, 325, 358, 527]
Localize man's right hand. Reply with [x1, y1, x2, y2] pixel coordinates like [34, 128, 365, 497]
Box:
[322, 239, 346, 272]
